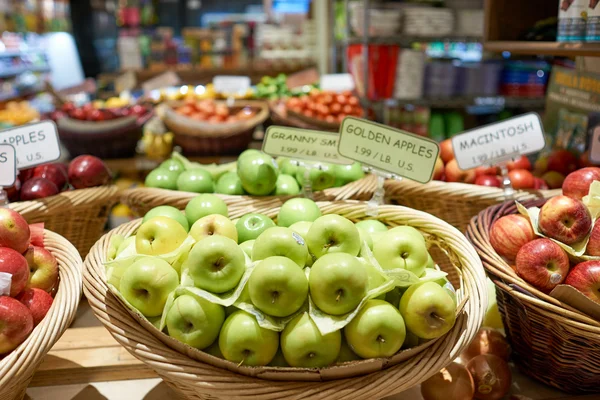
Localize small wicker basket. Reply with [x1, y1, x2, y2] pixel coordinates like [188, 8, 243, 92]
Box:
[466, 199, 600, 394]
[385, 179, 560, 233]
[268, 101, 339, 132]
[0, 229, 82, 400]
[9, 185, 119, 256]
[83, 201, 487, 400]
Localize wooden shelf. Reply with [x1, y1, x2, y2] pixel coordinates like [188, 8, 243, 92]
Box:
[484, 41, 600, 57]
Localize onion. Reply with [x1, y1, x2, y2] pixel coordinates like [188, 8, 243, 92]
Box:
[421, 362, 475, 400]
[461, 328, 511, 362]
[466, 354, 512, 400]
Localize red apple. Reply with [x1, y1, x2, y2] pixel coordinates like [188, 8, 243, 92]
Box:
[507, 156, 532, 171]
[32, 163, 68, 190]
[23, 246, 58, 292]
[445, 159, 476, 183]
[440, 139, 454, 164]
[20, 177, 59, 201]
[475, 175, 502, 188]
[0, 248, 29, 297]
[68, 155, 111, 189]
[16, 288, 53, 326]
[533, 177, 549, 190]
[5, 177, 20, 202]
[538, 196, 592, 245]
[542, 171, 566, 190]
[515, 238, 570, 292]
[578, 151, 596, 168]
[19, 167, 35, 182]
[0, 296, 33, 354]
[562, 167, 600, 200]
[29, 223, 45, 248]
[565, 261, 600, 304]
[475, 166, 500, 178]
[69, 108, 86, 120]
[433, 157, 444, 180]
[547, 150, 578, 176]
[0, 208, 31, 253]
[508, 169, 535, 189]
[490, 214, 536, 261]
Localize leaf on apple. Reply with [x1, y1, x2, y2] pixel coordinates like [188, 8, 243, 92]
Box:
[583, 181, 600, 219]
[107, 234, 125, 262]
[360, 242, 423, 287]
[419, 268, 448, 283]
[234, 298, 306, 332]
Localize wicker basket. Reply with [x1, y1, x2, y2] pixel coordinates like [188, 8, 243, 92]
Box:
[83, 200, 486, 399]
[9, 185, 119, 257]
[268, 100, 339, 132]
[466, 199, 600, 394]
[385, 179, 560, 233]
[0, 229, 82, 400]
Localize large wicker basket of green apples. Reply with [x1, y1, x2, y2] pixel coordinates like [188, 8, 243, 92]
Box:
[83, 195, 486, 399]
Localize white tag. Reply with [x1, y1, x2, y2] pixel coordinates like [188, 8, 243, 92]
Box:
[0, 144, 16, 186]
[0, 272, 11, 296]
[589, 125, 600, 164]
[115, 71, 137, 93]
[0, 121, 61, 169]
[320, 74, 355, 93]
[142, 71, 181, 93]
[213, 76, 251, 95]
[451, 113, 545, 170]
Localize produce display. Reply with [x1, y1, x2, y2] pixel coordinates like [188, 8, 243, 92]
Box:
[104, 196, 459, 368]
[254, 74, 316, 100]
[173, 99, 257, 124]
[0, 101, 40, 126]
[285, 90, 364, 124]
[143, 150, 366, 196]
[48, 102, 151, 122]
[0, 209, 56, 355]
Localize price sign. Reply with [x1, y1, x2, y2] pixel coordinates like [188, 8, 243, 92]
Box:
[263, 126, 352, 165]
[320, 73, 355, 93]
[338, 117, 439, 184]
[589, 123, 600, 164]
[142, 71, 181, 93]
[213, 75, 251, 95]
[0, 144, 16, 186]
[451, 113, 545, 170]
[0, 121, 61, 169]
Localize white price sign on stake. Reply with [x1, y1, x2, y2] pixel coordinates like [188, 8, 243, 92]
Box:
[0, 121, 61, 170]
[0, 144, 16, 187]
[320, 73, 355, 93]
[451, 112, 546, 170]
[213, 75, 251, 95]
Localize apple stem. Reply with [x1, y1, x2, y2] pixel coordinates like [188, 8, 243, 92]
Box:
[336, 290, 342, 302]
[215, 257, 224, 267]
[431, 313, 445, 323]
[237, 357, 245, 367]
[377, 335, 386, 343]
[272, 292, 279, 304]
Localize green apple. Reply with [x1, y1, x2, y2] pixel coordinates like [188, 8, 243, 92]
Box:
[358, 229, 373, 251]
[237, 151, 279, 195]
[355, 220, 388, 235]
[281, 312, 341, 368]
[215, 171, 245, 195]
[239, 240, 254, 258]
[275, 174, 301, 195]
[384, 287, 404, 307]
[252, 227, 308, 268]
[204, 339, 224, 358]
[248, 256, 308, 317]
[337, 338, 360, 362]
[237, 149, 262, 164]
[116, 235, 136, 256]
[218, 310, 279, 366]
[235, 213, 276, 243]
[184, 235, 246, 293]
[309, 253, 367, 315]
[434, 276, 457, 307]
[289, 221, 312, 239]
[119, 257, 179, 317]
[145, 168, 179, 190]
[402, 329, 420, 349]
[296, 163, 335, 191]
[159, 158, 185, 174]
[268, 349, 289, 367]
[306, 214, 361, 258]
[334, 162, 364, 187]
[185, 194, 228, 226]
[344, 299, 406, 358]
[277, 157, 298, 176]
[166, 294, 225, 349]
[190, 214, 238, 242]
[425, 253, 435, 269]
[136, 216, 188, 255]
[399, 282, 457, 339]
[373, 226, 428, 276]
[176, 168, 214, 193]
[143, 205, 189, 232]
[277, 198, 322, 227]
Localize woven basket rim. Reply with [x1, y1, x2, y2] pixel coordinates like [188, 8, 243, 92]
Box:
[8, 185, 119, 212]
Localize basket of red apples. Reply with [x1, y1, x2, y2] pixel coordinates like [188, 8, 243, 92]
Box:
[466, 166, 600, 393]
[0, 209, 82, 400]
[82, 196, 486, 399]
[6, 155, 118, 256]
[384, 139, 562, 233]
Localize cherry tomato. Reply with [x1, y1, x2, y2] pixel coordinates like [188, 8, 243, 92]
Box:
[330, 103, 342, 114]
[325, 115, 336, 124]
[303, 109, 315, 118]
[348, 96, 359, 106]
[343, 104, 353, 114]
[336, 94, 348, 105]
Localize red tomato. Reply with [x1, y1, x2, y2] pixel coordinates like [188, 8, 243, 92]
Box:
[287, 97, 300, 108]
[330, 103, 342, 114]
[337, 113, 347, 123]
[303, 109, 315, 118]
[336, 94, 348, 105]
[325, 115, 336, 124]
[290, 106, 303, 114]
[342, 104, 353, 114]
[348, 96, 359, 106]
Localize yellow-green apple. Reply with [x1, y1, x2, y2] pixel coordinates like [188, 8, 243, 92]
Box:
[275, 174, 301, 195]
[16, 288, 53, 326]
[434, 276, 457, 306]
[425, 253, 434, 269]
[445, 159, 476, 183]
[0, 248, 29, 297]
[23, 246, 58, 292]
[281, 312, 341, 368]
[144, 168, 179, 190]
[306, 214, 361, 258]
[541, 171, 565, 189]
[248, 256, 308, 317]
[143, 205, 189, 232]
[0, 296, 33, 354]
[433, 157, 444, 180]
[515, 238, 570, 292]
[165, 294, 225, 349]
[587, 220, 600, 256]
[357, 229, 373, 251]
[538, 196, 592, 245]
[399, 282, 457, 339]
[252, 227, 308, 268]
[565, 261, 600, 303]
[237, 149, 262, 163]
[439, 139, 454, 164]
[277, 157, 299, 176]
[289, 221, 313, 239]
[117, 235, 136, 256]
[218, 310, 279, 366]
[239, 240, 254, 257]
[185, 235, 245, 293]
[237, 151, 279, 195]
[562, 167, 600, 200]
[269, 349, 289, 367]
[215, 171, 245, 195]
[355, 220, 388, 235]
[309, 253, 367, 315]
[176, 168, 214, 193]
[296, 163, 335, 191]
[119, 257, 179, 317]
[336, 338, 360, 363]
[136, 216, 188, 255]
[334, 162, 364, 187]
[534, 154, 549, 175]
[204, 339, 223, 358]
[236, 213, 275, 243]
[373, 226, 429, 276]
[190, 214, 237, 242]
[185, 194, 229, 226]
[277, 198, 322, 227]
[547, 149, 578, 176]
[489, 214, 536, 261]
[344, 299, 406, 358]
[159, 158, 184, 174]
[0, 208, 30, 253]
